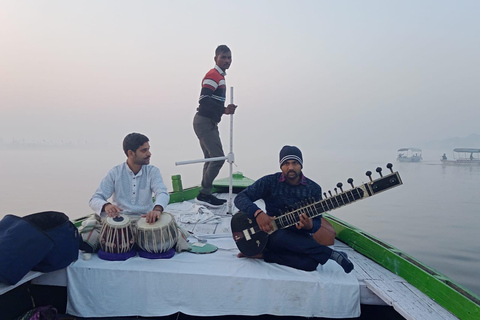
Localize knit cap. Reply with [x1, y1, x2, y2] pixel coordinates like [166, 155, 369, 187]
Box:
[279, 145, 303, 168]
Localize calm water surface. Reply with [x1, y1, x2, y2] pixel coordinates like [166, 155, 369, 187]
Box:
[1, 146, 479, 297]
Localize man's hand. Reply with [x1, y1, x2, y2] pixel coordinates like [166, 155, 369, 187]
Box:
[104, 204, 122, 217]
[225, 104, 237, 115]
[256, 211, 275, 233]
[145, 210, 161, 224]
[296, 213, 313, 230]
[145, 206, 163, 224]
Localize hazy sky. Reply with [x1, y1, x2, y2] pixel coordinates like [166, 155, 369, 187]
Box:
[1, 0, 479, 154]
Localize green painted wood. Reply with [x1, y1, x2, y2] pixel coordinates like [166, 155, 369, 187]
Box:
[212, 171, 255, 188]
[324, 213, 480, 320]
[168, 173, 253, 204]
[168, 186, 202, 204]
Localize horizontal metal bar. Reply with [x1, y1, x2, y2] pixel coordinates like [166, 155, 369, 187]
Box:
[175, 156, 228, 166]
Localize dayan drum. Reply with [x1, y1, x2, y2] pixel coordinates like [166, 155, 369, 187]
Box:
[136, 212, 178, 256]
[99, 215, 135, 254]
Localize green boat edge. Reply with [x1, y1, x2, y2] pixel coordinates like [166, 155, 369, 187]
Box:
[72, 173, 480, 320]
[168, 171, 255, 203]
[324, 213, 480, 320]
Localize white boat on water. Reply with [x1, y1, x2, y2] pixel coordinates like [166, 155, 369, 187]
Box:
[441, 148, 480, 165]
[397, 148, 423, 162]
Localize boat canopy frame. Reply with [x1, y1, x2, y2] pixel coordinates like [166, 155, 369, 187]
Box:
[453, 148, 480, 153]
[397, 148, 423, 162]
[451, 148, 480, 160]
[397, 148, 422, 152]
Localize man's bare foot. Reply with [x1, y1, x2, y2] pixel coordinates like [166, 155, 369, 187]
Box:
[237, 252, 263, 259]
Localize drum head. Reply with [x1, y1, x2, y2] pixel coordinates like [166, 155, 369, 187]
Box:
[137, 212, 173, 229]
[187, 242, 218, 254]
[105, 215, 131, 227]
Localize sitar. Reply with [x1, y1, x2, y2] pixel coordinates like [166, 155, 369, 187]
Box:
[231, 163, 403, 256]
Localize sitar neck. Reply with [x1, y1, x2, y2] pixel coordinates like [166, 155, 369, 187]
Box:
[274, 170, 402, 230]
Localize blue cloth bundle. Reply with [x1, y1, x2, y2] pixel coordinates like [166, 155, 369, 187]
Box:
[0, 211, 80, 285]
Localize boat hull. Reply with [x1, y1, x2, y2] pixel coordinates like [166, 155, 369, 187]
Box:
[325, 213, 480, 320]
[441, 159, 480, 165]
[397, 157, 422, 162]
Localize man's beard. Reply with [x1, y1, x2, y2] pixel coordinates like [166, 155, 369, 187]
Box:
[286, 170, 299, 180]
[134, 157, 150, 165]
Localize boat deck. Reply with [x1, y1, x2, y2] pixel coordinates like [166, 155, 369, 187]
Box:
[2, 197, 457, 319]
[177, 212, 456, 320]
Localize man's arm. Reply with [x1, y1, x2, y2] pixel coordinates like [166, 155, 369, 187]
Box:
[235, 176, 277, 233]
[308, 183, 323, 234]
[150, 167, 169, 213]
[89, 169, 116, 214]
[141, 167, 169, 224]
[197, 70, 227, 121]
[234, 175, 272, 218]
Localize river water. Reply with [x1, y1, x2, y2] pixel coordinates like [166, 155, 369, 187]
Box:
[1, 146, 479, 297]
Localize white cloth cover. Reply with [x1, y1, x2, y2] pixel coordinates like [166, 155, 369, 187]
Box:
[66, 235, 360, 318]
[78, 214, 102, 251]
[167, 202, 222, 224]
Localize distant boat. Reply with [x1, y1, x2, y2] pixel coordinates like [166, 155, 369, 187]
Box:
[441, 148, 480, 165]
[397, 148, 422, 162]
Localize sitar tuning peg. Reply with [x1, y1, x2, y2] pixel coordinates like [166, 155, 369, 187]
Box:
[376, 167, 383, 177]
[336, 182, 343, 192]
[323, 192, 328, 199]
[386, 163, 393, 173]
[334, 187, 338, 195]
[366, 171, 373, 182]
[347, 178, 354, 188]
[328, 190, 333, 197]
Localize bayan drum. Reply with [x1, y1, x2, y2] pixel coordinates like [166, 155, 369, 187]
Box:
[98, 215, 136, 261]
[136, 212, 178, 259]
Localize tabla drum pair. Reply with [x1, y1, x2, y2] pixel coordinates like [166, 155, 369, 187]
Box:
[98, 213, 178, 260]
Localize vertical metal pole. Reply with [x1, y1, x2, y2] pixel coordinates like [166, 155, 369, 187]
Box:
[228, 87, 234, 214]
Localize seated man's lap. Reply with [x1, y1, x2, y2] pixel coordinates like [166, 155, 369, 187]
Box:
[267, 228, 318, 253]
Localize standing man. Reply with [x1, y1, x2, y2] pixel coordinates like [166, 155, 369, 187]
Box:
[193, 45, 237, 208]
[234, 146, 354, 273]
[89, 133, 169, 224]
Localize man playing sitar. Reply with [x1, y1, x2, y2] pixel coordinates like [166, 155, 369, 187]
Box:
[233, 145, 354, 273]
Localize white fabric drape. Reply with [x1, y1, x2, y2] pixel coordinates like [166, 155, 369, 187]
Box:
[66, 236, 360, 318]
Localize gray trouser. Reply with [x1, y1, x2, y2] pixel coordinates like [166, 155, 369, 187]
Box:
[193, 114, 225, 195]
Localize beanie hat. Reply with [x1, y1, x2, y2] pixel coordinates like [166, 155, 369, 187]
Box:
[279, 145, 303, 168]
